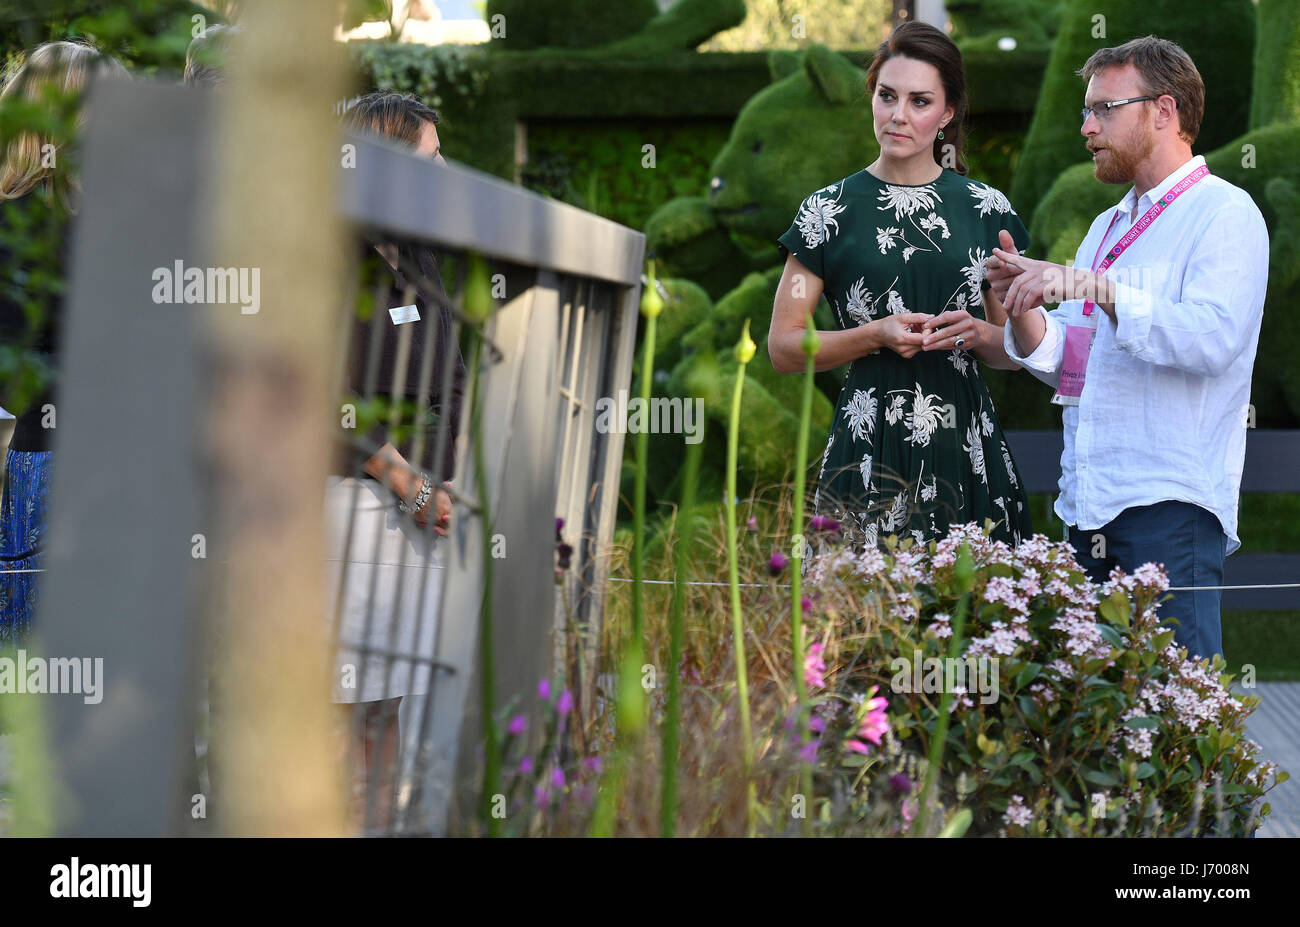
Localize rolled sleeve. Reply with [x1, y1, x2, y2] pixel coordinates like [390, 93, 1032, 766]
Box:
[1108, 198, 1268, 378]
[1004, 305, 1066, 388]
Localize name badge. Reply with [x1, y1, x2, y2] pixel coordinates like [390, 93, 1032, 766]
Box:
[389, 304, 420, 325]
[1051, 313, 1098, 407]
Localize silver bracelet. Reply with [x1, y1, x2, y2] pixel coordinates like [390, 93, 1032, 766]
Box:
[398, 472, 434, 515]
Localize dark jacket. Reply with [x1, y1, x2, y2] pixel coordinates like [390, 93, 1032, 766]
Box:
[339, 240, 467, 485]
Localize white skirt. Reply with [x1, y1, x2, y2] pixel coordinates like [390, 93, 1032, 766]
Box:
[324, 476, 446, 703]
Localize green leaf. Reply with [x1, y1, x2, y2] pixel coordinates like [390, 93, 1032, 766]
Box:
[1124, 715, 1161, 730]
[1083, 768, 1120, 787]
[937, 808, 972, 838]
[1014, 662, 1042, 688]
[1135, 762, 1156, 779]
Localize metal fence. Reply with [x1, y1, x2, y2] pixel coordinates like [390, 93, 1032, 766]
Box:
[35, 76, 643, 836]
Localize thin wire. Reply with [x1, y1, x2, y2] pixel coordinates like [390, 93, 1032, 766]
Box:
[603, 576, 1300, 593]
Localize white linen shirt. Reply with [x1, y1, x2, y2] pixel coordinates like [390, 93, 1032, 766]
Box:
[1004, 154, 1268, 555]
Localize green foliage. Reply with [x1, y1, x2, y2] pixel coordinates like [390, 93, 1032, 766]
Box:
[520, 118, 731, 231]
[604, 0, 747, 56]
[485, 0, 659, 51]
[806, 523, 1281, 836]
[1249, 0, 1300, 129]
[1010, 0, 1256, 225]
[946, 0, 1063, 48]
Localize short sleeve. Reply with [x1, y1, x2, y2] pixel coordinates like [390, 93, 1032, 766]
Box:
[776, 192, 828, 280]
[980, 193, 1032, 292]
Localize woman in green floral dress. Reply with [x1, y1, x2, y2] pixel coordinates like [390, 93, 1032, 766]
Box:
[769, 21, 1033, 556]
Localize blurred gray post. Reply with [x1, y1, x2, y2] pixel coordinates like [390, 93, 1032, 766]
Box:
[36, 76, 208, 835]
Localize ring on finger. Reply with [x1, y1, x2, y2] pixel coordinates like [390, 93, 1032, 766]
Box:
[955, 336, 966, 349]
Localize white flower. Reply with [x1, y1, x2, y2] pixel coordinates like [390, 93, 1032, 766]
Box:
[876, 226, 900, 253]
[980, 410, 994, 437]
[1003, 794, 1033, 827]
[884, 393, 907, 425]
[920, 474, 937, 502]
[863, 521, 879, 549]
[902, 246, 917, 263]
[962, 247, 989, 304]
[796, 193, 846, 248]
[919, 212, 950, 239]
[964, 418, 987, 485]
[904, 384, 946, 448]
[886, 290, 906, 315]
[877, 183, 941, 220]
[859, 453, 873, 491]
[817, 431, 834, 482]
[844, 277, 873, 325]
[949, 351, 970, 375]
[911, 528, 926, 546]
[954, 289, 968, 311]
[879, 492, 907, 533]
[1002, 442, 1018, 489]
[844, 387, 877, 440]
[968, 181, 1014, 217]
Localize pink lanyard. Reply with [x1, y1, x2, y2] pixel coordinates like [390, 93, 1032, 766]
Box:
[1082, 163, 1211, 316]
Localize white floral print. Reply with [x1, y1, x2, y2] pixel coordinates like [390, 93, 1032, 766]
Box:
[949, 351, 970, 375]
[876, 226, 900, 253]
[879, 492, 907, 534]
[967, 181, 1015, 217]
[980, 410, 994, 437]
[965, 417, 988, 486]
[878, 183, 941, 220]
[844, 387, 877, 441]
[884, 394, 907, 426]
[796, 192, 847, 248]
[859, 453, 873, 491]
[902, 384, 946, 448]
[1002, 441, 1018, 489]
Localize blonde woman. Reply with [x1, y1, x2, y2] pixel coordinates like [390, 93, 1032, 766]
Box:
[0, 41, 127, 643]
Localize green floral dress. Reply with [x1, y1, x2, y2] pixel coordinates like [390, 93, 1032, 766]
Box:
[777, 167, 1034, 554]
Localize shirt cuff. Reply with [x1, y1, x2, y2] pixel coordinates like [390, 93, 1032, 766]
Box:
[1110, 281, 1155, 354]
[1003, 306, 1063, 373]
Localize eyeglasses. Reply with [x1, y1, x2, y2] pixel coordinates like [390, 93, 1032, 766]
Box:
[1080, 96, 1156, 124]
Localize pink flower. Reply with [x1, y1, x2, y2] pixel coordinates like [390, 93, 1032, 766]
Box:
[768, 551, 789, 575]
[845, 739, 871, 754]
[538, 678, 551, 701]
[804, 642, 827, 690]
[746, 516, 759, 532]
[856, 685, 889, 747]
[557, 689, 574, 715]
[508, 714, 527, 736]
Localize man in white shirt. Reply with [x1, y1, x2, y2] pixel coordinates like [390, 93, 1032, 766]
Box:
[986, 36, 1269, 662]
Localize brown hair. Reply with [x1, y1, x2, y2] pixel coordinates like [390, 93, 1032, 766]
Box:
[0, 40, 128, 202]
[1077, 35, 1204, 145]
[341, 91, 440, 147]
[864, 20, 968, 175]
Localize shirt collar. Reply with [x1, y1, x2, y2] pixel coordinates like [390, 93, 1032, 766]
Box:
[1114, 154, 1206, 219]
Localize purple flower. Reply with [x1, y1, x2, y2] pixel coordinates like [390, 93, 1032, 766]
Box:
[508, 714, 527, 736]
[582, 756, 603, 774]
[808, 715, 826, 735]
[746, 516, 758, 532]
[538, 678, 551, 701]
[519, 756, 534, 774]
[768, 551, 788, 575]
[889, 773, 913, 796]
[557, 689, 574, 715]
[552, 767, 566, 790]
[809, 515, 842, 534]
[555, 517, 565, 535]
[799, 740, 819, 763]
[800, 597, 813, 614]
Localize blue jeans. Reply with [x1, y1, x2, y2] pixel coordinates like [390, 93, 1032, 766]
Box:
[1067, 500, 1226, 661]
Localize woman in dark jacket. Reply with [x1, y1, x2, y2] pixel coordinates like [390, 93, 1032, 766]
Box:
[327, 91, 467, 826]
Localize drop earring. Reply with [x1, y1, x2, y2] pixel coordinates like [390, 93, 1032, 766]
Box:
[938, 127, 946, 140]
